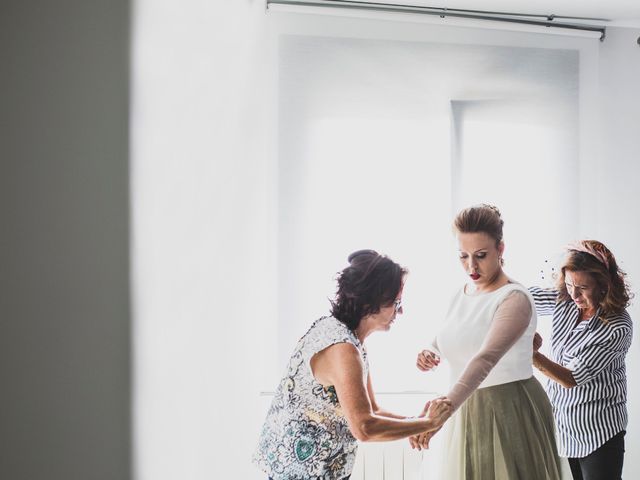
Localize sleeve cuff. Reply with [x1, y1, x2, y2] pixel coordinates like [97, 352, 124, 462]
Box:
[567, 360, 590, 386]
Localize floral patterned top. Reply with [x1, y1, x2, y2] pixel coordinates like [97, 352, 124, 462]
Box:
[253, 316, 368, 479]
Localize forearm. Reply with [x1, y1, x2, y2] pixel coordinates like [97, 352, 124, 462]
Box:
[373, 407, 410, 420]
[446, 353, 492, 409]
[355, 414, 439, 442]
[324, 347, 449, 443]
[533, 352, 577, 388]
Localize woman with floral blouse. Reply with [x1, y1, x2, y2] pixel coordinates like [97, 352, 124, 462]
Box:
[254, 249, 451, 480]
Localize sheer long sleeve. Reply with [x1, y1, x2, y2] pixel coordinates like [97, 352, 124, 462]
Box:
[431, 337, 441, 356]
[446, 291, 532, 410]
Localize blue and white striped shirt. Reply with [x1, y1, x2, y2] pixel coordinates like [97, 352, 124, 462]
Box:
[529, 287, 632, 458]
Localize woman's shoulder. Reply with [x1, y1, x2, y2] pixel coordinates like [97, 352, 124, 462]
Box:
[528, 285, 559, 296]
[603, 309, 633, 330]
[496, 281, 531, 300]
[306, 316, 358, 346]
[308, 315, 344, 333]
[493, 283, 536, 316]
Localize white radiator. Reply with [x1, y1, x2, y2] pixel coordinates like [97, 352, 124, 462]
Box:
[351, 439, 426, 480]
[349, 392, 439, 480]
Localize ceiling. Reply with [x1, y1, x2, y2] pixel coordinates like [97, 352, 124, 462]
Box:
[393, 0, 640, 26]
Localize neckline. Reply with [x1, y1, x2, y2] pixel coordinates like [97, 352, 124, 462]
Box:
[463, 279, 514, 297]
[574, 304, 600, 325]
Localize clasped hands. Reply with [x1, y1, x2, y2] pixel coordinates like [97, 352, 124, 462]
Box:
[408, 396, 451, 450]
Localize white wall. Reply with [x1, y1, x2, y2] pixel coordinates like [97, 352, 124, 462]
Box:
[594, 26, 640, 478]
[131, 2, 276, 479]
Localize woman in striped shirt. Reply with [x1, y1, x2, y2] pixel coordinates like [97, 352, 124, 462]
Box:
[529, 240, 633, 480]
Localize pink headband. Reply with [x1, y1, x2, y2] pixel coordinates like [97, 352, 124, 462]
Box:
[565, 241, 610, 270]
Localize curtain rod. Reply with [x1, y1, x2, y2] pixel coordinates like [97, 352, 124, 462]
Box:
[267, 0, 607, 41]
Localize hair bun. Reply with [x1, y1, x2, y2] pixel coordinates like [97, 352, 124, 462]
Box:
[481, 203, 502, 218]
[348, 249, 379, 263]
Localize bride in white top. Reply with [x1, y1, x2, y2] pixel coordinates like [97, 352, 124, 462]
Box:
[413, 204, 566, 480]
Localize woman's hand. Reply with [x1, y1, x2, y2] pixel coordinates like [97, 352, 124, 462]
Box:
[416, 349, 441, 371]
[409, 426, 442, 451]
[408, 434, 421, 450]
[409, 398, 450, 451]
[424, 397, 452, 429]
[408, 403, 429, 450]
[533, 332, 543, 352]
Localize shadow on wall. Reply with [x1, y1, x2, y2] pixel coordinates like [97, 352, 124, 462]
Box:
[0, 2, 131, 480]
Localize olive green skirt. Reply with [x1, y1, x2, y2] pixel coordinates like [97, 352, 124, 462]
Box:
[437, 376, 568, 480]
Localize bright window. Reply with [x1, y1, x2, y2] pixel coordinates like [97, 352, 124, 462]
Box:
[277, 33, 579, 393]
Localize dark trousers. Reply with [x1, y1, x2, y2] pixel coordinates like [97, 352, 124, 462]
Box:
[568, 430, 625, 480]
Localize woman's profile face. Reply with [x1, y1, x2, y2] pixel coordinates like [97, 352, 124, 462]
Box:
[564, 269, 599, 313]
[456, 231, 504, 289]
[368, 283, 404, 332]
[372, 302, 401, 331]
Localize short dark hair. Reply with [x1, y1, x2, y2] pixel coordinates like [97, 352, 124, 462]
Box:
[453, 204, 504, 247]
[556, 240, 632, 317]
[330, 250, 407, 331]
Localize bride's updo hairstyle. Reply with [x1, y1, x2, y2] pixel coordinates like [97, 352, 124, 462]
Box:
[453, 204, 504, 248]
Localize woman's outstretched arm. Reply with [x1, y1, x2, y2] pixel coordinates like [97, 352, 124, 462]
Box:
[311, 343, 452, 442]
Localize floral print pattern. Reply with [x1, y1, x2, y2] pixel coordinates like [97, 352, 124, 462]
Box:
[254, 317, 368, 479]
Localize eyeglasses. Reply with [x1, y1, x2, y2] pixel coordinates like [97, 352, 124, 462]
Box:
[393, 298, 402, 313]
